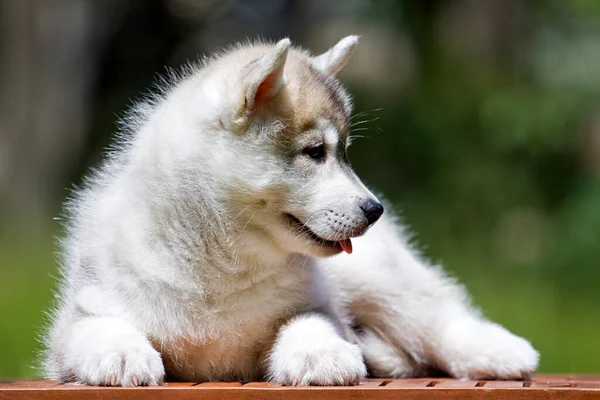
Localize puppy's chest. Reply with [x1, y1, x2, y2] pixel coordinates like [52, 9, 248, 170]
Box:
[157, 266, 316, 381]
[159, 316, 281, 381]
[199, 265, 311, 325]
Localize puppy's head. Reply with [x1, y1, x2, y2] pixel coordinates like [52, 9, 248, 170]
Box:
[192, 36, 383, 257]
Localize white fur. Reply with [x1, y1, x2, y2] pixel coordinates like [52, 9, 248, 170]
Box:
[62, 317, 164, 386]
[267, 314, 366, 385]
[313, 35, 359, 75]
[320, 216, 539, 380]
[43, 36, 538, 386]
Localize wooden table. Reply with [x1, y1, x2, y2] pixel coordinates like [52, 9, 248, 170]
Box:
[1, 375, 599, 399]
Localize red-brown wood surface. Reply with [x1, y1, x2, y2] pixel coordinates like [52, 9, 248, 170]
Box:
[1, 375, 599, 399]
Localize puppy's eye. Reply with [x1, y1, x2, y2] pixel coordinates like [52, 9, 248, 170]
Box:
[303, 144, 325, 161]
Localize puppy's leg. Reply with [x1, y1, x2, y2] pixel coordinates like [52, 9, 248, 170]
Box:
[435, 316, 539, 380]
[357, 326, 427, 378]
[49, 316, 165, 386]
[266, 313, 367, 386]
[323, 216, 539, 380]
[350, 275, 538, 380]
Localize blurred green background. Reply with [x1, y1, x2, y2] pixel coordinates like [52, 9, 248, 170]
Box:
[1, 0, 599, 379]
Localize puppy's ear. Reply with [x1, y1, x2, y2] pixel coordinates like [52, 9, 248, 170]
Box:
[242, 38, 290, 112]
[313, 35, 359, 75]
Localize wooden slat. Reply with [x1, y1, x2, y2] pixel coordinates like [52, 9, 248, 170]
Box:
[242, 382, 282, 388]
[383, 378, 434, 388]
[194, 382, 243, 387]
[0, 376, 599, 400]
[357, 379, 390, 388]
[162, 382, 197, 388]
[575, 383, 600, 389]
[482, 381, 526, 388]
[534, 374, 571, 381]
[528, 381, 578, 388]
[537, 374, 598, 381]
[568, 375, 600, 382]
[433, 380, 480, 388]
[0, 380, 60, 389]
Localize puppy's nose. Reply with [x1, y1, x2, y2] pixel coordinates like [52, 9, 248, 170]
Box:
[360, 199, 384, 225]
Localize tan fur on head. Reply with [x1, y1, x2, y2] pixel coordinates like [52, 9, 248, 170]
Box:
[223, 37, 356, 139]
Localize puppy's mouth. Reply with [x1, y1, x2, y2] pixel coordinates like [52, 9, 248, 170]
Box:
[284, 213, 353, 254]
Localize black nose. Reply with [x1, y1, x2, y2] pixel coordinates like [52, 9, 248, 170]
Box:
[360, 199, 384, 225]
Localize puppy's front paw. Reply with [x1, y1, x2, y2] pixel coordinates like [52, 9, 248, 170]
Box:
[267, 315, 366, 386]
[440, 319, 539, 380]
[268, 336, 366, 386]
[71, 334, 165, 386]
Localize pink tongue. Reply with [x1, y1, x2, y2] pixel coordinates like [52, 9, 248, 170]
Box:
[339, 239, 353, 254]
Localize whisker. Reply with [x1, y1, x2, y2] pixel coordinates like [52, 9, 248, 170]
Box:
[348, 135, 372, 141]
[350, 127, 370, 132]
[241, 211, 256, 230]
[349, 107, 383, 121]
[350, 116, 379, 128]
[230, 205, 252, 224]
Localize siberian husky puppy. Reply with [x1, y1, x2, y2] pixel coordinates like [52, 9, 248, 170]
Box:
[43, 36, 538, 386]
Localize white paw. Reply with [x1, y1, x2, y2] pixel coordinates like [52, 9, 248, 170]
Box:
[74, 334, 165, 386]
[440, 318, 539, 380]
[267, 315, 367, 386]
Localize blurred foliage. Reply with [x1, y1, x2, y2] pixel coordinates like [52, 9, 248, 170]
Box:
[1, 0, 599, 378]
